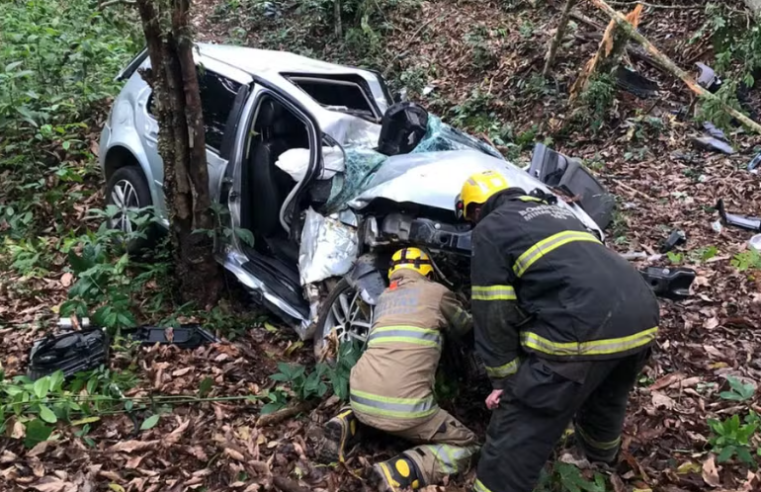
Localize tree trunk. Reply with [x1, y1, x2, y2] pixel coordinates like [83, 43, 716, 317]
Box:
[570, 4, 643, 101]
[542, 0, 579, 78]
[135, 0, 222, 307]
[746, 0, 761, 17]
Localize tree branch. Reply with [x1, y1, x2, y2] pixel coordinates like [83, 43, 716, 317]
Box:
[588, 0, 761, 135]
[543, 0, 579, 77]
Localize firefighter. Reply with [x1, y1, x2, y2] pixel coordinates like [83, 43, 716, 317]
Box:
[455, 171, 660, 492]
[318, 247, 478, 492]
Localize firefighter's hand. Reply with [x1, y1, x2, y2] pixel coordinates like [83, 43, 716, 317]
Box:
[485, 389, 503, 410]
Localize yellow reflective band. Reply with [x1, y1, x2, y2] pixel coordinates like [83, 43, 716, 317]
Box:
[513, 231, 602, 277]
[368, 337, 439, 348]
[485, 358, 520, 378]
[472, 285, 517, 301]
[518, 195, 544, 202]
[474, 479, 493, 492]
[576, 425, 621, 450]
[351, 400, 439, 419]
[521, 327, 658, 356]
[350, 389, 439, 419]
[368, 325, 442, 348]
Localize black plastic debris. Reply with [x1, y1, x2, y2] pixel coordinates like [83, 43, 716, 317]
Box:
[127, 325, 219, 349]
[640, 267, 696, 301]
[696, 62, 722, 93]
[614, 66, 659, 99]
[717, 199, 761, 232]
[690, 136, 735, 155]
[748, 152, 761, 172]
[28, 328, 110, 380]
[528, 144, 616, 230]
[702, 122, 728, 141]
[660, 230, 687, 253]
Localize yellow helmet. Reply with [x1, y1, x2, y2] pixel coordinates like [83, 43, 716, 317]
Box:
[388, 247, 434, 279]
[455, 170, 509, 220]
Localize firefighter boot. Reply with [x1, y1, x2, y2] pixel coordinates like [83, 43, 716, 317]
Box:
[371, 455, 424, 492]
[317, 408, 360, 463]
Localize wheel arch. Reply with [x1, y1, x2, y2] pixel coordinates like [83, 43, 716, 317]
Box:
[103, 145, 161, 214]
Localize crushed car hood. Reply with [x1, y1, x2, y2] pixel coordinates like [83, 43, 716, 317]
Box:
[345, 150, 604, 237]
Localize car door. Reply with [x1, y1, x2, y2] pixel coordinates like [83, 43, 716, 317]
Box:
[135, 59, 252, 217]
[225, 82, 323, 251]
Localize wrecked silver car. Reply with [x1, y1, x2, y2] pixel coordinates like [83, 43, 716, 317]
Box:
[99, 44, 611, 357]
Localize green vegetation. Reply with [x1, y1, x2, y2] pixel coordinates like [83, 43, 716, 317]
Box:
[575, 74, 615, 135]
[535, 462, 607, 492]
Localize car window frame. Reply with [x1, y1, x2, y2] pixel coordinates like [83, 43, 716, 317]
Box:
[143, 67, 246, 158]
[283, 73, 383, 122]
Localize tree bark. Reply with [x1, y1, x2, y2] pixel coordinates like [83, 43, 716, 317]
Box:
[135, 0, 222, 307]
[589, 0, 761, 135]
[542, 0, 579, 77]
[570, 4, 643, 101]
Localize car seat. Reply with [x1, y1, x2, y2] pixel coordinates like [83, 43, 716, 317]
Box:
[247, 99, 304, 263]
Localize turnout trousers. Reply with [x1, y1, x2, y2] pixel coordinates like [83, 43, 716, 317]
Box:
[354, 407, 480, 485]
[473, 349, 650, 492]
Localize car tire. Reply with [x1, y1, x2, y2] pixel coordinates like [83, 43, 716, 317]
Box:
[105, 165, 159, 254]
[313, 278, 373, 361]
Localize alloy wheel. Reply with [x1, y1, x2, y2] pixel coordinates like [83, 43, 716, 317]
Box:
[110, 179, 140, 233]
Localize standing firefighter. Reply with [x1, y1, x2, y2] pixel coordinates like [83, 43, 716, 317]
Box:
[456, 171, 659, 492]
[318, 248, 478, 492]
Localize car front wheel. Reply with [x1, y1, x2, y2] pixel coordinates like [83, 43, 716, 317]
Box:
[313, 278, 373, 361]
[105, 165, 156, 253]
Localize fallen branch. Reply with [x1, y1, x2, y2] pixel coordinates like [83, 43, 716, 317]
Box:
[588, 0, 761, 135]
[99, 0, 136, 9]
[273, 476, 310, 492]
[607, 1, 703, 9]
[543, 0, 579, 77]
[256, 401, 313, 427]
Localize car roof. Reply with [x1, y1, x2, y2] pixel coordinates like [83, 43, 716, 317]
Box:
[196, 43, 369, 77]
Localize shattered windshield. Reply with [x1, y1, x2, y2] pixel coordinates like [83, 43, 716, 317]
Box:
[323, 115, 502, 211]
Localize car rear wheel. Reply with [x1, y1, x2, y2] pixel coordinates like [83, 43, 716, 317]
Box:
[105, 166, 157, 253]
[313, 278, 373, 361]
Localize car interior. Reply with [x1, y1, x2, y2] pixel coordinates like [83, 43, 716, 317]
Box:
[239, 95, 313, 317]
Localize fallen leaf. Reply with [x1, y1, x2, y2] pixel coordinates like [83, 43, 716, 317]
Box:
[172, 367, 192, 377]
[30, 457, 45, 477]
[30, 476, 67, 492]
[650, 372, 685, 391]
[12, 421, 25, 439]
[224, 447, 246, 461]
[99, 470, 123, 482]
[677, 461, 702, 474]
[704, 317, 720, 329]
[27, 440, 52, 457]
[0, 451, 18, 464]
[70, 416, 101, 427]
[283, 340, 303, 356]
[651, 391, 675, 410]
[108, 484, 126, 492]
[125, 454, 145, 469]
[263, 322, 278, 333]
[60, 272, 73, 287]
[163, 419, 190, 446]
[107, 440, 159, 454]
[702, 455, 721, 487]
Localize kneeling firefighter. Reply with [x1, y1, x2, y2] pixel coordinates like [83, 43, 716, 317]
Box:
[456, 171, 660, 492]
[318, 247, 479, 491]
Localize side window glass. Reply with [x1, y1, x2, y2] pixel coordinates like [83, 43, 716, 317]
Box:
[198, 68, 242, 152]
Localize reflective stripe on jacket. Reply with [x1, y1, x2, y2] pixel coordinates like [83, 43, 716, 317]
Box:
[471, 188, 659, 389]
[350, 269, 472, 430]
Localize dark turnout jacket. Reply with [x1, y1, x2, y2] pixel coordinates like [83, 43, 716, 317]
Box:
[471, 188, 659, 389]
